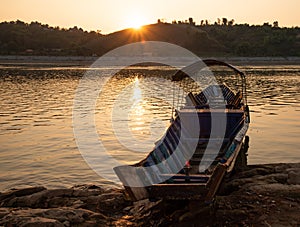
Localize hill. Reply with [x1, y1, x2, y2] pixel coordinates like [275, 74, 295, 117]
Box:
[0, 20, 299, 57]
[101, 23, 224, 55]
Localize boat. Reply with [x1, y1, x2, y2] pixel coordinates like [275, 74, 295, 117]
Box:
[114, 59, 250, 202]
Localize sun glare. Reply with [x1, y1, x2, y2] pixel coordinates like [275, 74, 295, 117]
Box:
[125, 13, 147, 30]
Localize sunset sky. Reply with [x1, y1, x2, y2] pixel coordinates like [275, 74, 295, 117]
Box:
[1, 0, 299, 34]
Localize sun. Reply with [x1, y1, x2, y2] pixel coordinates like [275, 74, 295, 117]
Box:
[125, 13, 147, 30]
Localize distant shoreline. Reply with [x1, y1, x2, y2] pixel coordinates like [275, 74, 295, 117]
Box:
[0, 55, 300, 66]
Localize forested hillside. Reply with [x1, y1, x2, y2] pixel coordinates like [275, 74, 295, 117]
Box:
[0, 20, 299, 56]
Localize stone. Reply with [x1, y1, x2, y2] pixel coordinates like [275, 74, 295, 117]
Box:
[0, 207, 10, 219]
[287, 170, 300, 185]
[20, 217, 64, 227]
[0, 207, 109, 226]
[0, 163, 299, 226]
[0, 186, 46, 204]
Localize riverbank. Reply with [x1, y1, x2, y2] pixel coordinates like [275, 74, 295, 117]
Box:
[0, 55, 300, 66]
[0, 163, 299, 226]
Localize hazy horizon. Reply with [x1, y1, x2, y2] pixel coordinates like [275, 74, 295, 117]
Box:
[1, 0, 299, 34]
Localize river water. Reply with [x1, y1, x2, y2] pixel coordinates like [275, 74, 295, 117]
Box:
[0, 64, 299, 190]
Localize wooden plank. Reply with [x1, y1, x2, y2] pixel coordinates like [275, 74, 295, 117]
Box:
[205, 164, 227, 203]
[113, 165, 149, 201]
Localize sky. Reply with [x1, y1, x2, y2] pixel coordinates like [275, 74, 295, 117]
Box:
[0, 0, 299, 34]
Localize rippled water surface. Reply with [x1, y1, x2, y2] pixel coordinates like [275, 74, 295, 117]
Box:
[0, 64, 299, 190]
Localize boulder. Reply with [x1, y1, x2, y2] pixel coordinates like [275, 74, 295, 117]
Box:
[0, 163, 299, 226]
[287, 169, 300, 185]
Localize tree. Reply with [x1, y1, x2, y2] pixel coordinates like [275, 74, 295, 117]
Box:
[235, 42, 251, 55]
[0, 19, 299, 57]
[16, 20, 25, 25]
[273, 21, 279, 28]
[228, 19, 235, 26]
[188, 17, 195, 26]
[222, 18, 228, 26]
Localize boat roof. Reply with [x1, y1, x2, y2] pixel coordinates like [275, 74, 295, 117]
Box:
[172, 59, 245, 81]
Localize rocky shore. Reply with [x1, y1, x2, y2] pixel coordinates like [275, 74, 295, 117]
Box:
[1, 163, 299, 226]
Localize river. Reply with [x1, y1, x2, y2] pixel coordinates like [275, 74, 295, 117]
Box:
[0, 63, 299, 190]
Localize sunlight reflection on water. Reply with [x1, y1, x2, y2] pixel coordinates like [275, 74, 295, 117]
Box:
[0, 65, 299, 190]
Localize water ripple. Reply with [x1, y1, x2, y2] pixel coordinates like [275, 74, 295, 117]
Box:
[0, 65, 299, 190]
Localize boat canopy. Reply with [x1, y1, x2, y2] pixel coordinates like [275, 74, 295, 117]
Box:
[172, 59, 247, 105]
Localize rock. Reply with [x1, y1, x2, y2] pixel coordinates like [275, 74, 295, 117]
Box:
[97, 192, 129, 215]
[71, 199, 85, 209]
[0, 207, 109, 226]
[1, 187, 124, 211]
[249, 183, 300, 198]
[0, 186, 46, 204]
[71, 184, 109, 197]
[72, 189, 102, 197]
[0, 207, 10, 218]
[272, 173, 288, 184]
[3, 190, 48, 208]
[0, 210, 64, 227]
[234, 166, 275, 179]
[0, 163, 299, 226]
[21, 217, 64, 227]
[1, 188, 78, 208]
[179, 206, 211, 222]
[287, 170, 300, 185]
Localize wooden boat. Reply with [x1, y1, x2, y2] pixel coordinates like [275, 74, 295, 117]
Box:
[114, 59, 250, 202]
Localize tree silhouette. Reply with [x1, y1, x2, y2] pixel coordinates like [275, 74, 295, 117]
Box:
[0, 19, 299, 57]
[273, 21, 279, 28]
[189, 17, 195, 26]
[222, 18, 228, 26]
[228, 19, 234, 26]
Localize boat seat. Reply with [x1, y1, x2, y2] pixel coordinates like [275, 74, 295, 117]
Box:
[194, 84, 236, 105]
